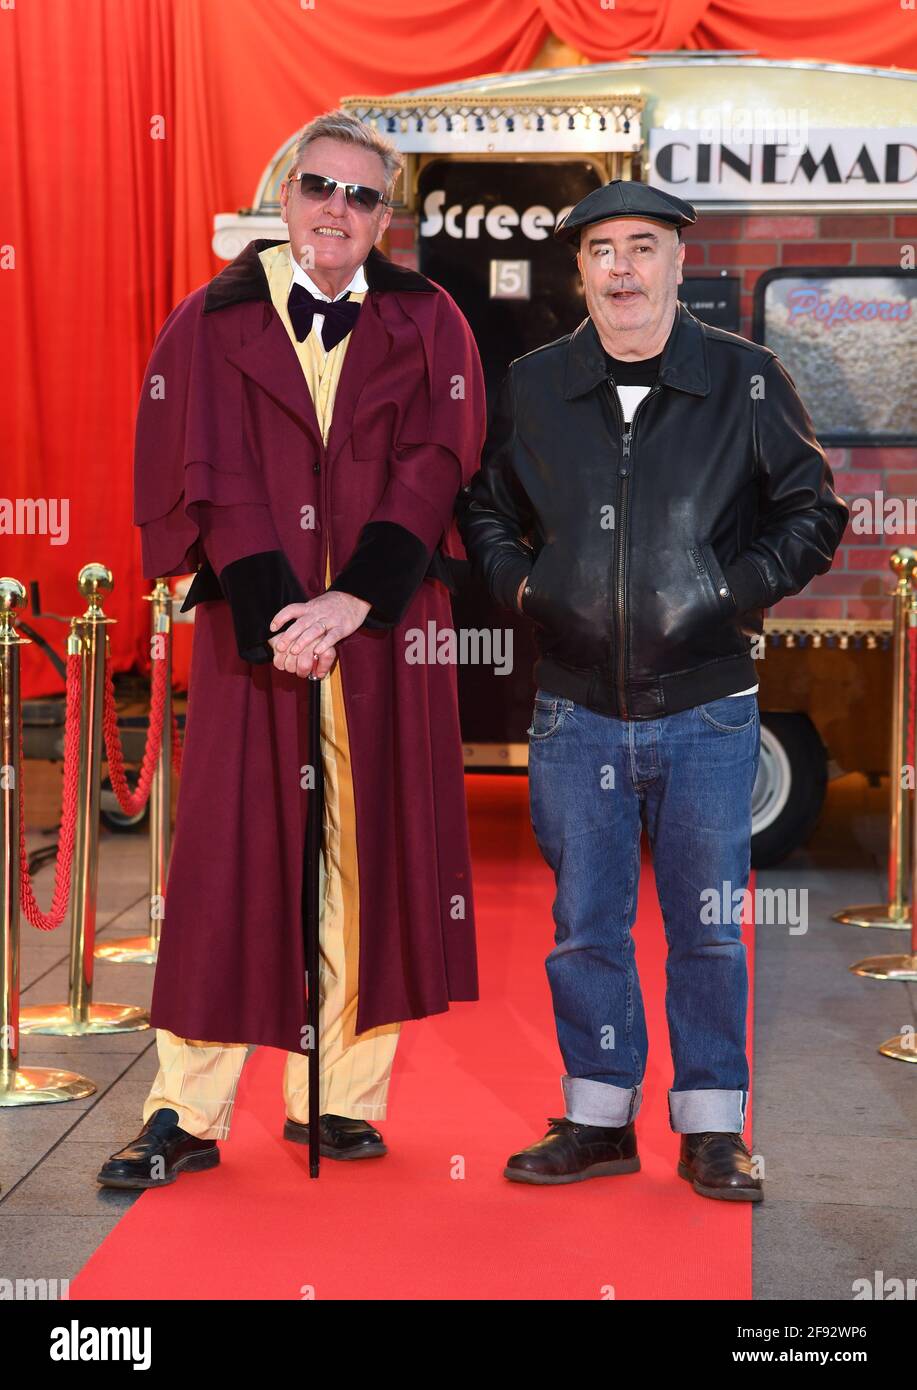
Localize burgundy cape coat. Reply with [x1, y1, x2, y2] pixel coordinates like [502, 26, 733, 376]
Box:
[133, 239, 486, 1048]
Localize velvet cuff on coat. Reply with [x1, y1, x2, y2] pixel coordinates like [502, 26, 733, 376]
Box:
[327, 520, 435, 629]
[181, 549, 308, 664]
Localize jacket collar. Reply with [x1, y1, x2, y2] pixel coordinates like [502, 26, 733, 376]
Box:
[203, 238, 436, 313]
[563, 300, 711, 400]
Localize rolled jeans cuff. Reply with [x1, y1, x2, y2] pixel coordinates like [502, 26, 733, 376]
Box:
[562, 1076, 642, 1127]
[668, 1088, 748, 1134]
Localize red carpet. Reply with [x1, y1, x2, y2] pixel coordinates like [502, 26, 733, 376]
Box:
[73, 775, 754, 1300]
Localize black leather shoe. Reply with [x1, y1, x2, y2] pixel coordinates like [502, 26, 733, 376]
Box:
[677, 1132, 763, 1202]
[96, 1108, 220, 1189]
[504, 1117, 640, 1185]
[283, 1113, 387, 1159]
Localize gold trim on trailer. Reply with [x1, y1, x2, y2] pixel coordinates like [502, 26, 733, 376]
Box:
[761, 618, 893, 648]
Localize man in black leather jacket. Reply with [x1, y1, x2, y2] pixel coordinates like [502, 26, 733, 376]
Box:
[458, 180, 848, 1201]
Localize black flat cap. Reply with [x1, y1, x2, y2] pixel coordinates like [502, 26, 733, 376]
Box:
[555, 180, 697, 244]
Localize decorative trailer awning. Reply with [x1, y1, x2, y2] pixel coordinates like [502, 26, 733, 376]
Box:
[335, 94, 644, 154]
[213, 54, 917, 258]
[212, 74, 644, 258]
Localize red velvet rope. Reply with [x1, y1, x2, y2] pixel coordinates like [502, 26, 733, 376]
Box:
[103, 651, 169, 817]
[18, 637, 184, 929]
[19, 652, 82, 931]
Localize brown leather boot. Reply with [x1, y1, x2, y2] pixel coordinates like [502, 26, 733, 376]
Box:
[677, 1132, 763, 1202]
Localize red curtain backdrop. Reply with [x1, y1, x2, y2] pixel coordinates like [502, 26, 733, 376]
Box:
[2, 0, 914, 697]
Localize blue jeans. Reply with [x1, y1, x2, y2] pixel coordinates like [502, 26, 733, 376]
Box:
[527, 687, 761, 1134]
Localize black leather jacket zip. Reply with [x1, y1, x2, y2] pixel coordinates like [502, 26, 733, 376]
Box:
[606, 376, 662, 720]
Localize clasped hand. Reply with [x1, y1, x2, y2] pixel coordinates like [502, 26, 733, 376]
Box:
[268, 590, 371, 679]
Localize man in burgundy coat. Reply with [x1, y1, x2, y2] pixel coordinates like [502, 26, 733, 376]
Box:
[98, 110, 486, 1188]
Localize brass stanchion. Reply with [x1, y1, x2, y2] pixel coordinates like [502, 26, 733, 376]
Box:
[833, 547, 917, 929]
[877, 1031, 917, 1063]
[850, 581, 917, 1023]
[850, 750, 917, 979]
[96, 578, 174, 964]
[19, 565, 149, 1035]
[0, 578, 95, 1103]
[874, 825, 917, 1046]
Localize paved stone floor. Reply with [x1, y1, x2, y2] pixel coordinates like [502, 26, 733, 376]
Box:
[751, 772, 916, 1300]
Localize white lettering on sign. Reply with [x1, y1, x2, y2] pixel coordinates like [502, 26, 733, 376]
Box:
[421, 190, 575, 240]
[649, 128, 917, 201]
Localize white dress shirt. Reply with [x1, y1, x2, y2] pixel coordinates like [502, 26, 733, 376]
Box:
[288, 247, 368, 352]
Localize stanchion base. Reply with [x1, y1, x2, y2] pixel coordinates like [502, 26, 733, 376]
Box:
[17, 1003, 151, 1036]
[850, 954, 917, 980]
[879, 1033, 917, 1062]
[0, 1067, 97, 1106]
[832, 904, 911, 929]
[94, 935, 159, 965]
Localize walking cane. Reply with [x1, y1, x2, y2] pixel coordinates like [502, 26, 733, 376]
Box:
[304, 672, 323, 1178]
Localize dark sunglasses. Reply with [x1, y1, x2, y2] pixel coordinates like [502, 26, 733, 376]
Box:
[287, 170, 390, 214]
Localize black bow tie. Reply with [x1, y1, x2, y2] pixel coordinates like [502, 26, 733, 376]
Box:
[287, 283, 361, 349]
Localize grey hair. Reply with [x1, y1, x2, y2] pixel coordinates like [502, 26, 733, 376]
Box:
[287, 109, 403, 201]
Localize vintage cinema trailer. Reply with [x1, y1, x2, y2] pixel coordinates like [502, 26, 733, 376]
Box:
[211, 54, 917, 865]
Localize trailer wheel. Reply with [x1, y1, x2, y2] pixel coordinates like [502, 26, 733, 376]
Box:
[751, 713, 827, 868]
[100, 776, 148, 834]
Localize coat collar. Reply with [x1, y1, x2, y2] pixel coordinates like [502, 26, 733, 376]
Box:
[203, 238, 436, 313]
[563, 300, 711, 400]
[212, 237, 428, 468]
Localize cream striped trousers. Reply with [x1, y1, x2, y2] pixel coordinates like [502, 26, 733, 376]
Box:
[141, 653, 401, 1141]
